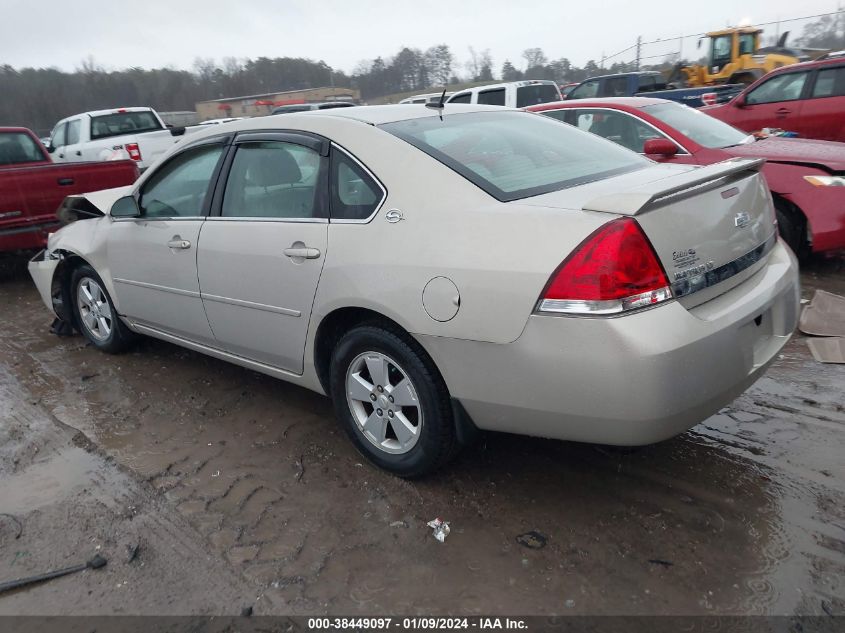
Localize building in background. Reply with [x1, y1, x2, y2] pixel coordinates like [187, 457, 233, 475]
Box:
[196, 87, 360, 121]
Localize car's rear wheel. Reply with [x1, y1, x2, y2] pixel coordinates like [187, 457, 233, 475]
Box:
[71, 265, 134, 353]
[773, 198, 807, 259]
[329, 324, 457, 477]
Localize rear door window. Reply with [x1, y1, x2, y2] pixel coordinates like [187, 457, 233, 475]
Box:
[746, 72, 809, 104]
[605, 76, 630, 97]
[477, 88, 506, 106]
[810, 66, 845, 98]
[221, 141, 323, 219]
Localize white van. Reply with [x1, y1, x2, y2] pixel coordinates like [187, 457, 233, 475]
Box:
[445, 80, 561, 108]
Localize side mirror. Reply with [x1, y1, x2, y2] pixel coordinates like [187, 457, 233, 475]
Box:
[110, 195, 141, 218]
[734, 94, 747, 108]
[47, 145, 57, 154]
[643, 138, 679, 157]
[169, 126, 186, 137]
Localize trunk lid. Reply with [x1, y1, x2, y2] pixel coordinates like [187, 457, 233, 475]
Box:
[525, 158, 778, 307]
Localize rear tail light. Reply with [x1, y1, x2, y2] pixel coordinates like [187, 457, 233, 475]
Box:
[125, 143, 142, 161]
[701, 92, 718, 106]
[537, 218, 673, 315]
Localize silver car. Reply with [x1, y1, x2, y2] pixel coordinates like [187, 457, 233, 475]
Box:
[29, 105, 800, 476]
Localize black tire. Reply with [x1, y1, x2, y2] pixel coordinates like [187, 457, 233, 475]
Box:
[70, 264, 135, 353]
[773, 198, 807, 259]
[329, 324, 458, 478]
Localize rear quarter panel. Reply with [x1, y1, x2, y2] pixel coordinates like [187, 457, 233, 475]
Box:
[292, 116, 612, 345]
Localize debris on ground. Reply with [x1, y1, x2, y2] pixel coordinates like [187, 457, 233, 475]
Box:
[648, 559, 674, 567]
[799, 290, 845, 363]
[0, 513, 23, 540]
[126, 543, 140, 564]
[0, 554, 107, 595]
[427, 518, 450, 543]
[516, 530, 548, 550]
[240, 605, 253, 617]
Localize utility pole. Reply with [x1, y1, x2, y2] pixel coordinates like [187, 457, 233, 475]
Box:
[635, 36, 642, 70]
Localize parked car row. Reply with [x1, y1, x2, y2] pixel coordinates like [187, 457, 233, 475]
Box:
[29, 104, 799, 476]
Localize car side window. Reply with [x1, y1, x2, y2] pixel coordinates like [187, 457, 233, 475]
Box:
[638, 74, 656, 92]
[449, 92, 472, 104]
[811, 66, 845, 98]
[477, 88, 506, 106]
[605, 76, 629, 97]
[139, 144, 224, 218]
[568, 109, 666, 153]
[331, 150, 383, 221]
[568, 80, 599, 100]
[222, 141, 323, 219]
[51, 123, 67, 148]
[66, 120, 81, 145]
[746, 72, 808, 105]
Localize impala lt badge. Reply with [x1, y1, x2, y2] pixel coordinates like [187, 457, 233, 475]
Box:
[734, 212, 751, 228]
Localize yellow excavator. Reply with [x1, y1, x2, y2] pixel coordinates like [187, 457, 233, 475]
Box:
[671, 27, 823, 87]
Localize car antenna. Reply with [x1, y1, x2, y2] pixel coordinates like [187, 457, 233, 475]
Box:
[425, 87, 448, 120]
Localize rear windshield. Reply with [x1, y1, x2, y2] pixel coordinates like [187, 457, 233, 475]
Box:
[0, 132, 45, 165]
[90, 111, 163, 140]
[643, 102, 753, 149]
[516, 84, 561, 107]
[380, 111, 647, 202]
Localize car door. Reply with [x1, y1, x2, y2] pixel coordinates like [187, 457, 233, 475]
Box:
[736, 70, 810, 133]
[106, 137, 228, 343]
[49, 122, 68, 162]
[61, 119, 84, 162]
[801, 64, 845, 141]
[196, 132, 329, 373]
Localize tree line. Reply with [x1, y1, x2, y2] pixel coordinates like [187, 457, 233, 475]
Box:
[2, 13, 841, 135]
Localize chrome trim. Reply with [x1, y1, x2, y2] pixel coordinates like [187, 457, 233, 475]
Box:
[328, 142, 388, 224]
[670, 232, 777, 298]
[204, 216, 328, 224]
[200, 293, 301, 317]
[113, 277, 200, 298]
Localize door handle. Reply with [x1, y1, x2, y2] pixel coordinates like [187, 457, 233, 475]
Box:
[776, 108, 791, 117]
[75, 151, 82, 156]
[283, 246, 321, 259]
[167, 238, 191, 249]
[57, 177, 74, 186]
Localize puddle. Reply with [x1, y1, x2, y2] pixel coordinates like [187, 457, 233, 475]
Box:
[1, 447, 128, 516]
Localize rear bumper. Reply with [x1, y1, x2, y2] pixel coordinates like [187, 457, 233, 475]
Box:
[417, 240, 800, 445]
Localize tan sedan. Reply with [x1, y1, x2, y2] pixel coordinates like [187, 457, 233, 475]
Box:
[29, 104, 799, 476]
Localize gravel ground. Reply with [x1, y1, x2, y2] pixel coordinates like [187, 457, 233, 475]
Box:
[0, 253, 842, 617]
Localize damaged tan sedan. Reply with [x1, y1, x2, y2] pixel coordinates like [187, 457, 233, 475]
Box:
[29, 104, 799, 476]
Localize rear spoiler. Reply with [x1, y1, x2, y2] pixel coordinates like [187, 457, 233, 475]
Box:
[583, 158, 766, 216]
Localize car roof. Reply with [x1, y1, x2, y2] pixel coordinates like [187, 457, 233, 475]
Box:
[67, 107, 155, 118]
[765, 55, 845, 74]
[0, 127, 36, 134]
[526, 97, 672, 111]
[295, 103, 516, 124]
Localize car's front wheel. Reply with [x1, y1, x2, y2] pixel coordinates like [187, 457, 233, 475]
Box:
[329, 324, 458, 477]
[71, 265, 135, 353]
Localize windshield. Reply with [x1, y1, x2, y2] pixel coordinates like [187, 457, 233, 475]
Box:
[380, 111, 647, 202]
[90, 111, 163, 140]
[643, 102, 753, 148]
[0, 132, 45, 166]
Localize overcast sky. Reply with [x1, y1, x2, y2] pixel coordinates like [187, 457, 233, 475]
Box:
[1, 0, 839, 75]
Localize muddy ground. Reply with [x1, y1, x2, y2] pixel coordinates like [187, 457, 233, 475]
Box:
[0, 254, 843, 617]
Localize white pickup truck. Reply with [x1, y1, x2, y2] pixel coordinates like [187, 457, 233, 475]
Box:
[47, 107, 200, 171]
[445, 80, 561, 108]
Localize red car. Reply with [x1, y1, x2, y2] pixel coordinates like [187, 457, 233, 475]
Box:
[526, 98, 845, 256]
[1, 127, 139, 252]
[702, 56, 845, 143]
